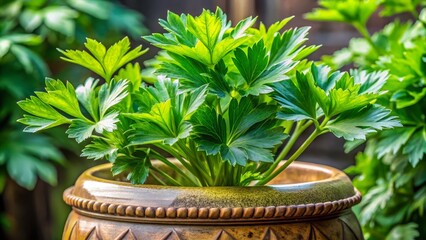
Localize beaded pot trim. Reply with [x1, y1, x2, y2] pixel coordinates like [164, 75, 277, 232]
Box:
[63, 187, 361, 223]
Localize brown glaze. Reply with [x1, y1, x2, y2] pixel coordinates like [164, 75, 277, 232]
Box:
[62, 161, 363, 239]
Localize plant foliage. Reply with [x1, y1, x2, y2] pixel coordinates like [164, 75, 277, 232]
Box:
[18, 8, 399, 187]
[307, 0, 426, 238]
[0, 0, 147, 190]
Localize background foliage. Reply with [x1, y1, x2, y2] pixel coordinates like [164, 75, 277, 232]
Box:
[307, 0, 426, 239]
[0, 0, 146, 238]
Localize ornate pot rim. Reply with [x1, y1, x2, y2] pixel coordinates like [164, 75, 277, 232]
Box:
[63, 161, 361, 224]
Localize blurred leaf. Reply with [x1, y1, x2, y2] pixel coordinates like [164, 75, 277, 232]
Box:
[42, 6, 78, 37]
[0, 1, 22, 19]
[0, 131, 63, 189]
[67, 0, 110, 19]
[305, 0, 379, 26]
[385, 223, 419, 240]
[8, 44, 48, 77]
[360, 182, 391, 224]
[107, 3, 148, 38]
[0, 39, 11, 58]
[1, 34, 42, 45]
[376, 127, 416, 157]
[403, 128, 426, 167]
[381, 0, 424, 16]
[19, 9, 43, 31]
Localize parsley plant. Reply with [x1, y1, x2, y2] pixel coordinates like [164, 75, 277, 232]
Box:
[18, 8, 399, 186]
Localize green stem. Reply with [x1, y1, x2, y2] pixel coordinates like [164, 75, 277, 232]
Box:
[154, 144, 195, 174]
[213, 163, 223, 185]
[258, 120, 312, 180]
[149, 171, 167, 185]
[150, 166, 182, 186]
[150, 151, 200, 186]
[175, 141, 213, 186]
[276, 120, 312, 161]
[353, 22, 380, 54]
[255, 128, 322, 186]
[284, 121, 294, 135]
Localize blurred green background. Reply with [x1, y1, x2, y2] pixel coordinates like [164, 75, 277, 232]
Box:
[0, 0, 423, 239]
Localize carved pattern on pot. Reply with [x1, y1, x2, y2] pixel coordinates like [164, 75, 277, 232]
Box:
[65, 212, 363, 240]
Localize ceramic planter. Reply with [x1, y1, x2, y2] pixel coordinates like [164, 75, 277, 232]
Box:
[62, 161, 362, 239]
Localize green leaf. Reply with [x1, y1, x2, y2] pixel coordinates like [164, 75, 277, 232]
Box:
[269, 27, 312, 65]
[106, 4, 148, 38]
[231, 38, 299, 96]
[157, 53, 230, 97]
[67, 111, 120, 143]
[191, 98, 286, 166]
[18, 114, 68, 133]
[272, 72, 317, 121]
[7, 153, 38, 189]
[381, 0, 423, 16]
[233, 41, 268, 85]
[17, 96, 70, 132]
[327, 105, 401, 141]
[75, 77, 99, 121]
[42, 6, 78, 37]
[98, 80, 129, 117]
[0, 39, 11, 58]
[115, 63, 142, 92]
[66, 119, 95, 143]
[81, 137, 118, 161]
[6, 152, 57, 189]
[127, 78, 207, 146]
[359, 182, 391, 224]
[145, 8, 253, 66]
[19, 9, 43, 31]
[159, 11, 196, 46]
[1, 34, 42, 45]
[59, 37, 147, 81]
[305, 0, 379, 26]
[111, 153, 151, 185]
[376, 127, 416, 158]
[258, 17, 293, 47]
[9, 44, 48, 77]
[352, 69, 389, 94]
[391, 87, 426, 109]
[35, 78, 84, 118]
[187, 9, 222, 52]
[67, 0, 111, 19]
[403, 128, 426, 167]
[0, 131, 63, 189]
[230, 16, 256, 39]
[385, 223, 419, 240]
[307, 65, 386, 117]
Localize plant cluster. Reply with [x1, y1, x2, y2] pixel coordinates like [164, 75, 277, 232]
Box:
[18, 8, 399, 187]
[0, 0, 146, 190]
[307, 0, 426, 238]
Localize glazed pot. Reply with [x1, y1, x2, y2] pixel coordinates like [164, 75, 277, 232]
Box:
[62, 161, 363, 239]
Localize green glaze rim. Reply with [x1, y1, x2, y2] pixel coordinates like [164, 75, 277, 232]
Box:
[63, 161, 361, 223]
